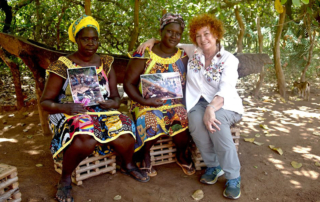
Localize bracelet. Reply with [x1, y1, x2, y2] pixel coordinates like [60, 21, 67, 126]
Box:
[207, 104, 216, 111]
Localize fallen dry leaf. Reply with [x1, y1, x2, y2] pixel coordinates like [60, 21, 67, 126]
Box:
[260, 124, 269, 130]
[313, 132, 320, 136]
[244, 138, 255, 143]
[269, 145, 283, 155]
[265, 133, 277, 137]
[192, 189, 204, 201]
[36, 164, 43, 167]
[315, 162, 320, 167]
[240, 134, 249, 137]
[113, 195, 121, 201]
[255, 134, 261, 138]
[291, 161, 302, 169]
[253, 141, 264, 146]
[279, 97, 286, 103]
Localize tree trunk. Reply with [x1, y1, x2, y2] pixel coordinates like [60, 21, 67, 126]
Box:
[85, 0, 91, 15]
[128, 0, 140, 52]
[252, 16, 265, 97]
[235, 6, 245, 53]
[35, 0, 42, 41]
[300, 15, 315, 82]
[56, 5, 67, 50]
[274, 6, 286, 97]
[0, 0, 12, 33]
[0, 48, 24, 110]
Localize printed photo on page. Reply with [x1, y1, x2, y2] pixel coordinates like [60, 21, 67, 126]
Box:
[67, 66, 104, 106]
[140, 72, 183, 100]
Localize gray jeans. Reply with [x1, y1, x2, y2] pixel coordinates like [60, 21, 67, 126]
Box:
[188, 100, 242, 179]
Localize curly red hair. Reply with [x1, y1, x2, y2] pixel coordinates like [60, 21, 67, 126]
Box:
[188, 14, 225, 45]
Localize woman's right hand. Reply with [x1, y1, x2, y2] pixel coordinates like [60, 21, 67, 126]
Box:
[144, 97, 163, 107]
[137, 38, 158, 54]
[62, 103, 87, 115]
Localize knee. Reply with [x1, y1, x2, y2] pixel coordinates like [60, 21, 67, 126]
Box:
[188, 112, 205, 134]
[72, 135, 97, 151]
[110, 133, 135, 147]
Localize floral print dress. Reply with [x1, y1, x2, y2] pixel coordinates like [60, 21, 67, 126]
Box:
[47, 56, 136, 159]
[128, 48, 188, 152]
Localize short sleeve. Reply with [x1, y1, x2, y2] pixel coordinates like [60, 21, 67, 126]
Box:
[101, 55, 114, 77]
[46, 59, 68, 79]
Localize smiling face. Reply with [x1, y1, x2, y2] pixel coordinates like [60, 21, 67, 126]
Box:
[160, 23, 183, 49]
[76, 27, 99, 56]
[195, 26, 217, 53]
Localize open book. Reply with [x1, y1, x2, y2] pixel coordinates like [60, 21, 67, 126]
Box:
[67, 66, 104, 106]
[140, 72, 183, 100]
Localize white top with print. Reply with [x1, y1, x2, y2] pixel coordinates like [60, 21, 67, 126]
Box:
[178, 44, 244, 114]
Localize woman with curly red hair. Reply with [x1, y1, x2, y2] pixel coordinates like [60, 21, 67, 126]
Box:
[138, 13, 244, 200]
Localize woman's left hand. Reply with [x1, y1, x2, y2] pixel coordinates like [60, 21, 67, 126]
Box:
[98, 99, 119, 109]
[203, 107, 221, 133]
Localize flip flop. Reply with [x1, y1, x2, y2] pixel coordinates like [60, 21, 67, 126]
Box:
[124, 167, 150, 183]
[176, 161, 196, 176]
[56, 183, 74, 202]
[140, 165, 158, 177]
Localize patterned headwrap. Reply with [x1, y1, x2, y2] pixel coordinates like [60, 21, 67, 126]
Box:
[160, 13, 185, 30]
[68, 15, 100, 43]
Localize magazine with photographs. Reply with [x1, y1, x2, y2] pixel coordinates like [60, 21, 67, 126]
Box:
[140, 72, 183, 100]
[67, 66, 104, 106]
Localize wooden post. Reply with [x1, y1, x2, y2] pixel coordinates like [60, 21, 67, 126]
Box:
[0, 48, 24, 110]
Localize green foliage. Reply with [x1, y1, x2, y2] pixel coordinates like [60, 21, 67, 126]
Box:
[0, 0, 319, 83]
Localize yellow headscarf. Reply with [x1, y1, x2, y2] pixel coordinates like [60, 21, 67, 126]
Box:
[68, 15, 100, 43]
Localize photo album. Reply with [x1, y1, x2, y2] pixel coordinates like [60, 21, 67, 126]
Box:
[140, 72, 183, 100]
[67, 66, 104, 106]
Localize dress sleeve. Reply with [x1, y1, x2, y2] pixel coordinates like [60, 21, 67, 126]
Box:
[46, 59, 68, 79]
[177, 43, 196, 58]
[215, 54, 239, 99]
[101, 55, 114, 77]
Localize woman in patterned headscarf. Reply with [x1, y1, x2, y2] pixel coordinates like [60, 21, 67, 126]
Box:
[124, 13, 196, 178]
[41, 15, 149, 202]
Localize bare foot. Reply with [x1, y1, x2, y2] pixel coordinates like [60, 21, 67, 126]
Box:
[56, 178, 73, 202]
[125, 167, 150, 182]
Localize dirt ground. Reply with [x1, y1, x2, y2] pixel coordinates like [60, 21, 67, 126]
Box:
[1, 80, 320, 202]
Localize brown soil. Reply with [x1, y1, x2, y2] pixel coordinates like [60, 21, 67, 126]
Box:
[1, 81, 320, 202]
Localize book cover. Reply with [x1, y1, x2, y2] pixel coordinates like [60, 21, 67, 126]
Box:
[67, 66, 104, 106]
[140, 72, 183, 100]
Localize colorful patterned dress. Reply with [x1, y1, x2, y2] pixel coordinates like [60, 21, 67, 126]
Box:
[128, 48, 189, 152]
[47, 56, 136, 159]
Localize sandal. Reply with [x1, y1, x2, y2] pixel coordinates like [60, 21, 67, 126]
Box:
[56, 183, 74, 202]
[140, 165, 158, 177]
[123, 167, 150, 183]
[176, 161, 196, 176]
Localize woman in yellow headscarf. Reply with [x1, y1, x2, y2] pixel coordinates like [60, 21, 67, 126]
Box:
[41, 15, 149, 202]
